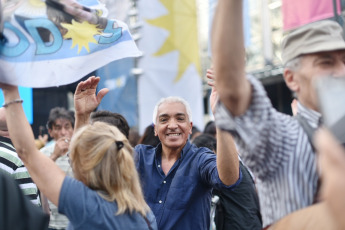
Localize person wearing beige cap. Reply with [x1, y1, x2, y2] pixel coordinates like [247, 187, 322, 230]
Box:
[211, 0, 345, 228]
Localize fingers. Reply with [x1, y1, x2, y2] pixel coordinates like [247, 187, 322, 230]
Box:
[206, 68, 216, 89]
[76, 76, 100, 93]
[97, 88, 109, 103]
[60, 137, 70, 149]
[74, 76, 108, 105]
[90, 76, 100, 90]
[52, 138, 70, 159]
[75, 80, 86, 93]
[206, 69, 215, 80]
[207, 81, 215, 87]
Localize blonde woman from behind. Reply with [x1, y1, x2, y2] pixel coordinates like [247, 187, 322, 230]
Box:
[0, 83, 156, 230]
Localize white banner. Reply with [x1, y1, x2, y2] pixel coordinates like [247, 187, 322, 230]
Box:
[137, 0, 204, 134]
[0, 0, 141, 88]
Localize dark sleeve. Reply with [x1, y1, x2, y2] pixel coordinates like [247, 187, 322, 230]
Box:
[0, 170, 49, 230]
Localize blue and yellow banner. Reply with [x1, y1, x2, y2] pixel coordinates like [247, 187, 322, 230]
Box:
[0, 0, 141, 88]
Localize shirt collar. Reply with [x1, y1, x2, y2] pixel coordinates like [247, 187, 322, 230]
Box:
[297, 102, 322, 128]
[181, 141, 192, 157]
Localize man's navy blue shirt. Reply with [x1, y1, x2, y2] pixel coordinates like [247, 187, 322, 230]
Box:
[135, 141, 242, 230]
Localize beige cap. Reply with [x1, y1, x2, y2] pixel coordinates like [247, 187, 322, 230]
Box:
[281, 20, 345, 66]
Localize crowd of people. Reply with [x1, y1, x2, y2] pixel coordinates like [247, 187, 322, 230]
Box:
[1, 0, 345, 229]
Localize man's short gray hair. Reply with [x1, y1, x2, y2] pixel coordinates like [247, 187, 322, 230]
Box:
[152, 97, 193, 125]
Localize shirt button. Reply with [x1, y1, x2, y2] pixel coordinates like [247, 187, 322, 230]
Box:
[158, 165, 161, 167]
[159, 200, 162, 204]
[163, 181, 166, 184]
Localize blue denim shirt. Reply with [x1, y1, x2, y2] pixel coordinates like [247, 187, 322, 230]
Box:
[135, 141, 242, 230]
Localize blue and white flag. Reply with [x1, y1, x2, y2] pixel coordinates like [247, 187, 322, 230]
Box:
[137, 0, 204, 134]
[0, 0, 141, 88]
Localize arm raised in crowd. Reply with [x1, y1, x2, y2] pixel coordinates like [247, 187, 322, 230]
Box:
[0, 84, 65, 206]
[74, 76, 109, 131]
[211, 0, 251, 116]
[208, 68, 240, 185]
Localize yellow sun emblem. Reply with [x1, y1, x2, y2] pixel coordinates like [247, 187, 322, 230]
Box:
[146, 0, 201, 82]
[61, 20, 102, 54]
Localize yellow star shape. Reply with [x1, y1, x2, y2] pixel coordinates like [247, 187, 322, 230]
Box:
[147, 0, 201, 82]
[61, 20, 101, 54]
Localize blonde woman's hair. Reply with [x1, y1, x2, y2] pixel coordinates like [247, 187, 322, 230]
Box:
[69, 122, 149, 216]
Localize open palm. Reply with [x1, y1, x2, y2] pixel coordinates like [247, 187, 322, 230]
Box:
[74, 76, 109, 115]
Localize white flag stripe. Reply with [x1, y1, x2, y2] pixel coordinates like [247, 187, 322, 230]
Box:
[0, 1, 141, 87]
[138, 0, 204, 134]
[0, 39, 141, 88]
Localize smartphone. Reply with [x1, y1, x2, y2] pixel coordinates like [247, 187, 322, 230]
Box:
[315, 76, 345, 146]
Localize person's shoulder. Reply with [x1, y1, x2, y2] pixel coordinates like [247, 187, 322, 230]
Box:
[0, 137, 16, 152]
[191, 145, 216, 161]
[0, 141, 23, 169]
[192, 143, 214, 154]
[135, 144, 156, 154]
[60, 177, 92, 202]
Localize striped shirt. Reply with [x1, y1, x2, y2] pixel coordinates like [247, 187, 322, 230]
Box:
[215, 75, 320, 227]
[41, 142, 73, 230]
[0, 136, 41, 206]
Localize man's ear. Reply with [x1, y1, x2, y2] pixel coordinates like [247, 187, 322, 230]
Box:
[283, 68, 299, 92]
[154, 125, 157, 136]
[189, 122, 193, 134]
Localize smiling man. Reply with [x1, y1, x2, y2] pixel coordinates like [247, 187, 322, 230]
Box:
[72, 77, 241, 230]
[135, 97, 241, 230]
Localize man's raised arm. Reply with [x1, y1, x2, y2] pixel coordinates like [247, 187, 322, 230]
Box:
[208, 68, 240, 186]
[211, 0, 251, 116]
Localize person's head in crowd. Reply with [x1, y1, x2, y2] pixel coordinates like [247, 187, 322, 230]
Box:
[69, 121, 149, 215]
[190, 126, 201, 141]
[152, 96, 192, 151]
[192, 133, 217, 153]
[204, 120, 217, 138]
[46, 107, 74, 141]
[138, 124, 160, 147]
[281, 20, 345, 112]
[128, 127, 141, 147]
[90, 110, 129, 139]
